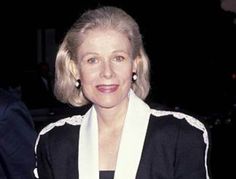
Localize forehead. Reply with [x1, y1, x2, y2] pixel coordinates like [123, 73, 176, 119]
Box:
[78, 29, 132, 55]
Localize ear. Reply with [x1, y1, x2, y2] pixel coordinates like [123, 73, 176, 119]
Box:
[132, 56, 140, 73]
[69, 60, 79, 79]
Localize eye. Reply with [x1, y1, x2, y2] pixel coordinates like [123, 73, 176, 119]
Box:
[114, 56, 125, 62]
[87, 57, 98, 64]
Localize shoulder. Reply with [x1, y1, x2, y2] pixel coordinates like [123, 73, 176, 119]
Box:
[146, 108, 210, 178]
[38, 115, 83, 136]
[0, 88, 15, 101]
[35, 115, 83, 150]
[0, 89, 33, 126]
[0, 89, 20, 113]
[0, 89, 27, 110]
[149, 108, 208, 145]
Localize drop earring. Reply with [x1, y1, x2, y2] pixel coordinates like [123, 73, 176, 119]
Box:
[75, 79, 81, 89]
[132, 72, 137, 82]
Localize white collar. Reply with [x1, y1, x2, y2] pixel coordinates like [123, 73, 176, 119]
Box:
[78, 90, 151, 179]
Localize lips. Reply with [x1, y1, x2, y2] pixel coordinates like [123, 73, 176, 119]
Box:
[96, 84, 119, 93]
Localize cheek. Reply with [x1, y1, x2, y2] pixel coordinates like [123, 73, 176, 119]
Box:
[123, 73, 132, 83]
[116, 67, 132, 82]
[80, 76, 94, 88]
[79, 67, 98, 84]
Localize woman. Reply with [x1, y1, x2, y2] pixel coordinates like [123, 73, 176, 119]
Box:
[34, 6, 210, 179]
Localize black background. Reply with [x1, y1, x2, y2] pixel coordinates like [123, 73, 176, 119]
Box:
[2, 0, 235, 114]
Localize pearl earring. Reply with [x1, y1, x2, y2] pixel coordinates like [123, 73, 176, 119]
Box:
[75, 79, 81, 89]
[132, 72, 137, 82]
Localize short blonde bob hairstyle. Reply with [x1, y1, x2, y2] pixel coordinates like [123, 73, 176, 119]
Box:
[54, 6, 150, 107]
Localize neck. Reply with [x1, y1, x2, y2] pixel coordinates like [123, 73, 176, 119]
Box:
[95, 98, 129, 131]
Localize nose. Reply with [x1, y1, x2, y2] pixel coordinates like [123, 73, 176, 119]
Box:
[100, 60, 114, 79]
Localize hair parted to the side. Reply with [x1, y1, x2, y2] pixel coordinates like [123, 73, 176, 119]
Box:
[54, 6, 150, 107]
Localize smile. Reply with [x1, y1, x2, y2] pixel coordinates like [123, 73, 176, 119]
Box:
[96, 84, 119, 93]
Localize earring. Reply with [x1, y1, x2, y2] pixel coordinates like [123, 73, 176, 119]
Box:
[132, 72, 137, 82]
[75, 79, 81, 89]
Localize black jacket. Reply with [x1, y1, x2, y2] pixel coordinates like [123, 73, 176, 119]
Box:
[35, 91, 210, 179]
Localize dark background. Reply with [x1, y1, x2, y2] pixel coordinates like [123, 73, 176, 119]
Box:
[2, 0, 235, 113]
[1, 0, 235, 178]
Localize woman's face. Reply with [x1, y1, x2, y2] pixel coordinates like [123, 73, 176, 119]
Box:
[77, 29, 137, 109]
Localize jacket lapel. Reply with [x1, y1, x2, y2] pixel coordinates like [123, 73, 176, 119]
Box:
[114, 90, 150, 179]
[79, 106, 99, 179]
[78, 90, 151, 179]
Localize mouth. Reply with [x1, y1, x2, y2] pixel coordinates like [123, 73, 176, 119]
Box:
[96, 84, 119, 93]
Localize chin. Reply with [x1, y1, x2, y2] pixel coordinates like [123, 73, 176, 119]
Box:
[94, 94, 128, 109]
[96, 99, 119, 109]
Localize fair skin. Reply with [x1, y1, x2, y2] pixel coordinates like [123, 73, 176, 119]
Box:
[71, 28, 138, 170]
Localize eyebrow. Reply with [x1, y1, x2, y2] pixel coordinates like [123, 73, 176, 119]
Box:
[80, 50, 130, 59]
[112, 50, 129, 54]
[79, 52, 99, 60]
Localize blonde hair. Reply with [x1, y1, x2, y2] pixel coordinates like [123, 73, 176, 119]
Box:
[54, 6, 150, 106]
